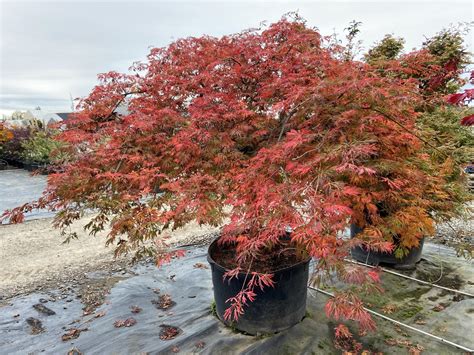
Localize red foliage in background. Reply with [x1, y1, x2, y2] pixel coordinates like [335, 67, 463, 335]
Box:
[446, 70, 474, 126]
[0, 123, 13, 144]
[2, 16, 463, 333]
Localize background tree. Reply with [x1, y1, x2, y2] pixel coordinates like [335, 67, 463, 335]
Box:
[364, 34, 405, 63]
[423, 25, 472, 95]
[342, 20, 363, 61]
[0, 126, 31, 163]
[20, 130, 63, 164]
[364, 24, 472, 98]
[0, 123, 13, 143]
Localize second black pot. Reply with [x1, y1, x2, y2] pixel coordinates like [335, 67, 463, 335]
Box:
[350, 224, 424, 270]
[207, 239, 310, 335]
[23, 162, 48, 174]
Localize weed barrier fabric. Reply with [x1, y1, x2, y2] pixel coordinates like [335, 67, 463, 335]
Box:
[1, 244, 473, 354]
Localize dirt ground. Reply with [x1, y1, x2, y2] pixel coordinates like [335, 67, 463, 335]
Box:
[0, 216, 220, 301]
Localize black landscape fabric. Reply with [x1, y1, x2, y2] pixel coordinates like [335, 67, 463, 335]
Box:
[0, 244, 473, 354]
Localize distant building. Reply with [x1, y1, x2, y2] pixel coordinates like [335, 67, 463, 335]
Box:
[3, 109, 72, 128]
[55, 112, 72, 121]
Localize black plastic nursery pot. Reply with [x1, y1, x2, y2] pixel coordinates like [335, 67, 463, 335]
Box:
[350, 224, 424, 270]
[5, 158, 23, 169]
[23, 162, 48, 174]
[207, 238, 311, 335]
[23, 162, 34, 172]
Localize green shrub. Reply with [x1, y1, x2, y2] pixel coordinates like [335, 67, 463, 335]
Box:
[20, 130, 62, 164]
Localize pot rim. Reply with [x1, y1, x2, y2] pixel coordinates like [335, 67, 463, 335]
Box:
[207, 236, 311, 276]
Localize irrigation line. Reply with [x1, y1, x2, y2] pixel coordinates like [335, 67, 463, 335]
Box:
[308, 285, 474, 353]
[344, 259, 474, 298]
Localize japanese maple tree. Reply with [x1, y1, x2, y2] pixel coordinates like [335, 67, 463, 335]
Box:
[2, 16, 468, 340]
[362, 26, 473, 257]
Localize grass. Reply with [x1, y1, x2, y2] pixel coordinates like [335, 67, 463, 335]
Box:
[210, 300, 217, 317]
[394, 303, 424, 320]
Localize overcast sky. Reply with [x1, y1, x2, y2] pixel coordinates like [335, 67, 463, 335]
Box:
[0, 0, 472, 114]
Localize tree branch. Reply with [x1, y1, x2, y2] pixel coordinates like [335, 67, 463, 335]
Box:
[367, 106, 457, 161]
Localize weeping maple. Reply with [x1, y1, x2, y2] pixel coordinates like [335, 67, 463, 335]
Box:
[2, 16, 468, 337]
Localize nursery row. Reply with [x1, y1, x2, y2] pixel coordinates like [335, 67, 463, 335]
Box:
[0, 124, 62, 170]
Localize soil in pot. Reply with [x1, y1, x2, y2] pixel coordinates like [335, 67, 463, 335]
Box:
[211, 241, 304, 273]
[207, 238, 311, 335]
[350, 224, 425, 270]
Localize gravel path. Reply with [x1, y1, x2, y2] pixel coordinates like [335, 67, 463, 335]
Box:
[0, 216, 220, 301]
[0, 169, 52, 222]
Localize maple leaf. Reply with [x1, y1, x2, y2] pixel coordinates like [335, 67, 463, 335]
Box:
[460, 114, 474, 126]
[130, 306, 142, 314]
[62, 328, 88, 341]
[335, 324, 351, 339]
[381, 304, 397, 314]
[113, 318, 137, 328]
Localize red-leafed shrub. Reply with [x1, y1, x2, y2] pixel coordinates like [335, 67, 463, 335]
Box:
[2, 16, 470, 333]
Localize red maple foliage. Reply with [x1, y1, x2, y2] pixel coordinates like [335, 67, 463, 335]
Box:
[223, 271, 274, 321]
[446, 70, 474, 126]
[1, 16, 463, 333]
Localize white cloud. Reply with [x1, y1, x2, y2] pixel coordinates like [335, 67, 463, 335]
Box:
[0, 0, 472, 112]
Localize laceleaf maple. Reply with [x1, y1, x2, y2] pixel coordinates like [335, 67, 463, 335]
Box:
[361, 27, 473, 258]
[1, 16, 464, 338]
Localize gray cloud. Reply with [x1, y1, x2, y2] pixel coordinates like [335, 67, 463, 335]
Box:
[1, 0, 472, 113]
